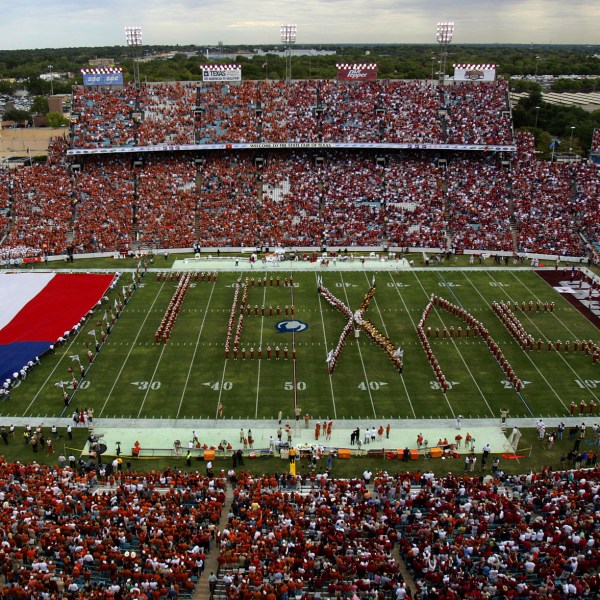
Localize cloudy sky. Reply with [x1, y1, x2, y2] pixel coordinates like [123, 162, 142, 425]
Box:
[2, 0, 599, 49]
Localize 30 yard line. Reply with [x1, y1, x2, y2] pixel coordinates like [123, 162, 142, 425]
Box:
[315, 272, 338, 418]
[411, 271, 491, 417]
[175, 279, 217, 419]
[99, 279, 167, 418]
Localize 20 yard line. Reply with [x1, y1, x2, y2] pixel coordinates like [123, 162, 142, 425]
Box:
[99, 279, 167, 418]
[487, 271, 599, 405]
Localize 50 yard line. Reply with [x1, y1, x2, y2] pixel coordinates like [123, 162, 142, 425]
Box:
[315, 272, 338, 419]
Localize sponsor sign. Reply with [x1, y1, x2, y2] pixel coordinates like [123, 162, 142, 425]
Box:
[453, 64, 496, 82]
[336, 63, 378, 82]
[201, 66, 241, 82]
[82, 72, 124, 86]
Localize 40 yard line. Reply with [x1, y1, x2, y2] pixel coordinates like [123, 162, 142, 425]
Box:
[175, 278, 217, 419]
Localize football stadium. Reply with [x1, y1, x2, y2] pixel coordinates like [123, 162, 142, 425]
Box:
[0, 36, 600, 600]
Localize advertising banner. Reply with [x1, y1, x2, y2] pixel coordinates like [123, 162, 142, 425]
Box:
[82, 71, 124, 86]
[336, 64, 378, 82]
[201, 65, 242, 82]
[453, 64, 496, 82]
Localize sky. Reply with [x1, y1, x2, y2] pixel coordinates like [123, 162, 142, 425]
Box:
[2, 0, 599, 50]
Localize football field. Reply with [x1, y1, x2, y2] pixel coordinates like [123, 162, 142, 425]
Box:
[6, 267, 599, 424]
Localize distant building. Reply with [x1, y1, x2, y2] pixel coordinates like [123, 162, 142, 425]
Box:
[89, 58, 115, 67]
[48, 94, 71, 116]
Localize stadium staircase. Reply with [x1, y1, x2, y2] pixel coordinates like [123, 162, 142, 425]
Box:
[203, 481, 418, 600]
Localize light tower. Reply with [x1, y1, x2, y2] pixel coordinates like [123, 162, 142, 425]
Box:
[436, 21, 454, 84]
[280, 24, 297, 82]
[125, 26, 143, 86]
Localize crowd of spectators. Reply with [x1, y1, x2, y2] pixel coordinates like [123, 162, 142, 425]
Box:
[376, 468, 600, 599]
[217, 471, 407, 599]
[511, 133, 586, 256]
[0, 454, 599, 599]
[0, 131, 597, 259]
[69, 80, 513, 149]
[591, 129, 600, 153]
[0, 458, 224, 599]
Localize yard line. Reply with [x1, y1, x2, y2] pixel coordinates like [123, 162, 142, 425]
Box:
[339, 272, 376, 418]
[252, 274, 268, 419]
[315, 273, 338, 419]
[461, 271, 567, 411]
[289, 272, 299, 419]
[175, 279, 217, 419]
[512, 270, 597, 339]
[26, 330, 90, 416]
[364, 272, 416, 418]
[98, 279, 167, 418]
[411, 271, 491, 417]
[136, 343, 169, 418]
[488, 271, 599, 404]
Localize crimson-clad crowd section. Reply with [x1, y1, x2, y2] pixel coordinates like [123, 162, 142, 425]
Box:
[1, 460, 598, 599]
[69, 80, 513, 148]
[0, 461, 223, 599]
[1, 131, 598, 260]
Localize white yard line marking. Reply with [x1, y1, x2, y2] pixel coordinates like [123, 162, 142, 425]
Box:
[99, 280, 167, 418]
[176, 279, 217, 419]
[339, 273, 376, 418]
[364, 272, 416, 418]
[489, 271, 598, 404]
[252, 274, 268, 419]
[411, 271, 490, 417]
[315, 273, 338, 419]
[462, 271, 568, 411]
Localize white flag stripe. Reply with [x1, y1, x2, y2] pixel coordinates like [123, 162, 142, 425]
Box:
[0, 273, 55, 330]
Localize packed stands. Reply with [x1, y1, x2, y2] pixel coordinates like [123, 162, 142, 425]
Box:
[70, 80, 514, 148]
[0, 459, 223, 598]
[591, 129, 600, 153]
[378, 468, 600, 599]
[512, 133, 586, 256]
[0, 459, 598, 599]
[0, 80, 598, 261]
[1, 143, 598, 259]
[3, 164, 72, 256]
[214, 471, 407, 599]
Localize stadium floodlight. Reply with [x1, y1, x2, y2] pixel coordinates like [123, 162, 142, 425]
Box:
[436, 21, 454, 84]
[280, 24, 297, 45]
[125, 26, 143, 86]
[280, 24, 297, 82]
[47, 64, 54, 96]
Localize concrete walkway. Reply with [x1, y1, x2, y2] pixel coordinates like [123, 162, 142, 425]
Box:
[1, 416, 596, 457]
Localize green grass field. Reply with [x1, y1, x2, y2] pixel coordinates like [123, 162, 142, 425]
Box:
[5, 267, 599, 422]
